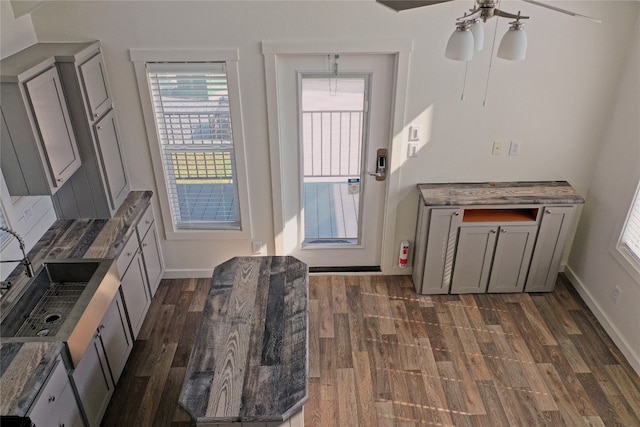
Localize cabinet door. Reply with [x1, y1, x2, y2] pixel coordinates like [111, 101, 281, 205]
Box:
[525, 206, 576, 292]
[25, 66, 81, 190]
[71, 334, 113, 427]
[53, 381, 84, 427]
[450, 226, 497, 293]
[100, 291, 133, 385]
[487, 225, 538, 293]
[141, 224, 163, 297]
[121, 250, 151, 339]
[79, 53, 112, 121]
[29, 356, 83, 427]
[419, 208, 462, 294]
[93, 110, 128, 210]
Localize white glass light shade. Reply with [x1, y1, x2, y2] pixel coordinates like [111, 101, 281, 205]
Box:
[445, 28, 474, 61]
[470, 20, 484, 51]
[497, 27, 527, 60]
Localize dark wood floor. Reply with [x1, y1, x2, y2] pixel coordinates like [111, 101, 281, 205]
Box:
[101, 274, 640, 427]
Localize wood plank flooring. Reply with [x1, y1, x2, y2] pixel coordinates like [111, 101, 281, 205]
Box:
[100, 274, 640, 427]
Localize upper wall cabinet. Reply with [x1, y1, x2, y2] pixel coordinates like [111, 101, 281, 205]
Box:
[1, 55, 81, 196]
[1, 42, 129, 218]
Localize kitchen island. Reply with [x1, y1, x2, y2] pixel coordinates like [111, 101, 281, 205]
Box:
[179, 256, 309, 427]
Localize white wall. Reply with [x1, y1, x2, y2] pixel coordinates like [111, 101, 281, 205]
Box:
[567, 11, 640, 373]
[0, 1, 56, 280]
[27, 1, 638, 277]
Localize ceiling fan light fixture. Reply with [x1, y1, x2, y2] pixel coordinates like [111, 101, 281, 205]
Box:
[497, 21, 527, 60]
[445, 22, 474, 61]
[470, 19, 484, 51]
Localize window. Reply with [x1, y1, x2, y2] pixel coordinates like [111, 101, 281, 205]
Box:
[131, 50, 250, 239]
[621, 183, 640, 263]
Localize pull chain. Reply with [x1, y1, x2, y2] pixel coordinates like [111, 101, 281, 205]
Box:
[327, 54, 339, 95]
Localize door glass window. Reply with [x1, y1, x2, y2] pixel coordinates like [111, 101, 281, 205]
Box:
[300, 76, 368, 246]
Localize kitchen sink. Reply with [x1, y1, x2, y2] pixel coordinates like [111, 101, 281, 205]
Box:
[0, 259, 120, 367]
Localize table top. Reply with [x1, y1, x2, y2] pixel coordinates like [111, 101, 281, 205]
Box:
[417, 181, 585, 206]
[179, 256, 309, 424]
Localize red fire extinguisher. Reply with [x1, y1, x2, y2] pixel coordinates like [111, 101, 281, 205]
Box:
[399, 240, 409, 268]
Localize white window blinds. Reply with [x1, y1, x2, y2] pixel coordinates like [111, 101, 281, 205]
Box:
[147, 63, 241, 230]
[621, 185, 640, 262]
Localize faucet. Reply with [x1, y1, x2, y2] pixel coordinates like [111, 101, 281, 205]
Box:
[0, 226, 34, 279]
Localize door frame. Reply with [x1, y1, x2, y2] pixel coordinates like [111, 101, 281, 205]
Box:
[262, 40, 413, 273]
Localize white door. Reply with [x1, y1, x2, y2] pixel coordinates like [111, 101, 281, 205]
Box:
[276, 54, 394, 268]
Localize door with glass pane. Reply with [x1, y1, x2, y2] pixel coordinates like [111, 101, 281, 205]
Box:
[276, 54, 394, 268]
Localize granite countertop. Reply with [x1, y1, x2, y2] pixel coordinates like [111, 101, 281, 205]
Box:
[0, 191, 152, 418]
[0, 342, 64, 417]
[418, 181, 585, 206]
[179, 256, 309, 424]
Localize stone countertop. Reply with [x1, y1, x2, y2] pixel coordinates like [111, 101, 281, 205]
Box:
[0, 342, 64, 417]
[0, 191, 152, 418]
[417, 181, 585, 206]
[179, 256, 309, 424]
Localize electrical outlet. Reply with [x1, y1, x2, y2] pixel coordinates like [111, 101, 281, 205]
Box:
[509, 140, 522, 156]
[252, 241, 263, 254]
[407, 143, 419, 158]
[612, 285, 622, 304]
[23, 206, 34, 223]
[492, 141, 503, 156]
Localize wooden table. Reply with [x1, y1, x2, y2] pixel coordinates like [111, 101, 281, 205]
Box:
[179, 256, 308, 426]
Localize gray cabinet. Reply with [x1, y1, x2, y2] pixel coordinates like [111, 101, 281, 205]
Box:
[136, 204, 164, 297]
[0, 57, 81, 196]
[525, 206, 576, 292]
[449, 224, 537, 294]
[413, 207, 461, 294]
[100, 291, 133, 385]
[450, 226, 497, 293]
[28, 355, 83, 427]
[486, 225, 537, 293]
[117, 233, 151, 339]
[413, 184, 581, 294]
[52, 42, 129, 218]
[78, 52, 112, 120]
[92, 109, 128, 211]
[1, 41, 129, 216]
[71, 333, 113, 427]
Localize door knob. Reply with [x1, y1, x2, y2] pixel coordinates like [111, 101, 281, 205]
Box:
[368, 148, 388, 182]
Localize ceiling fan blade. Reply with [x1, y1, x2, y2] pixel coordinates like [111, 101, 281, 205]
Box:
[376, 0, 454, 12]
[521, 0, 601, 23]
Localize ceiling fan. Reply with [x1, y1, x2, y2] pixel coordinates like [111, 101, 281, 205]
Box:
[376, 1, 600, 103]
[377, 0, 600, 61]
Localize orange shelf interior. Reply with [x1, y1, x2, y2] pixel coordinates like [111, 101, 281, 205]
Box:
[463, 208, 538, 223]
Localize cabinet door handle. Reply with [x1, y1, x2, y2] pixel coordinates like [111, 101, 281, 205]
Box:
[94, 113, 100, 119]
[454, 212, 460, 216]
[48, 395, 56, 403]
[545, 209, 551, 214]
[96, 125, 103, 130]
[501, 228, 507, 233]
[57, 178, 64, 183]
[490, 229, 497, 233]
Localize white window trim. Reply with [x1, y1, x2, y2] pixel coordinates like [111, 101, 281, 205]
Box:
[130, 49, 252, 240]
[610, 180, 640, 284]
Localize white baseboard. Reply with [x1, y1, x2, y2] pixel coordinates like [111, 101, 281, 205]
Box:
[162, 268, 214, 279]
[564, 267, 640, 376]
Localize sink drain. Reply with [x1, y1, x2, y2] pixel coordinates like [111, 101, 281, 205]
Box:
[44, 313, 62, 324]
[36, 329, 50, 337]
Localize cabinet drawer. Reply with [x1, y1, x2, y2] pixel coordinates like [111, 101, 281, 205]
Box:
[116, 233, 138, 277]
[28, 356, 68, 421]
[136, 204, 155, 241]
